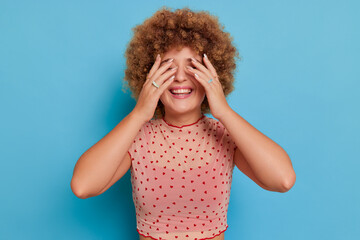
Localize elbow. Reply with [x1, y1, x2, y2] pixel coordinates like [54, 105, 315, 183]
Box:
[279, 171, 296, 193]
[70, 178, 91, 199]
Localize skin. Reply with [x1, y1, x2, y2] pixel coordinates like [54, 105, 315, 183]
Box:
[72, 45, 295, 239]
[71, 45, 295, 239]
[138, 46, 296, 239]
[159, 46, 206, 127]
[139, 47, 225, 239]
[157, 46, 296, 193]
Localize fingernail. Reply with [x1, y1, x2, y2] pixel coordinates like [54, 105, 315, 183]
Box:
[170, 75, 175, 80]
[203, 53, 208, 58]
[171, 66, 178, 71]
[191, 57, 196, 62]
[194, 73, 199, 78]
[156, 54, 160, 60]
[167, 58, 174, 62]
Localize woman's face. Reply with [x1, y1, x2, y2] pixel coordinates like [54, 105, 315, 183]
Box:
[159, 46, 206, 115]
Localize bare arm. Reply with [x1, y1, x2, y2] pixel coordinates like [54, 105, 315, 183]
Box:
[70, 110, 146, 199]
[219, 108, 296, 192]
[71, 54, 177, 199]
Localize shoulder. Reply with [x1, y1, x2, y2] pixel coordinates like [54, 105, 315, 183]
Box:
[204, 116, 226, 133]
[206, 116, 236, 150]
[147, 118, 162, 128]
[139, 118, 162, 134]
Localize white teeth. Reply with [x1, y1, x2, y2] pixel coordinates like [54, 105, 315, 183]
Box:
[171, 89, 192, 94]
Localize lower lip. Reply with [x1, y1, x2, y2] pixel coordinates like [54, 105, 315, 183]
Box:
[170, 90, 193, 99]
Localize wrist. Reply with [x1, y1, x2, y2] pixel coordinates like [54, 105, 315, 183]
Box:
[217, 106, 234, 123]
[130, 109, 149, 125]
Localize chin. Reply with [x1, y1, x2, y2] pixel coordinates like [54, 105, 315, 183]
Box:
[167, 104, 194, 113]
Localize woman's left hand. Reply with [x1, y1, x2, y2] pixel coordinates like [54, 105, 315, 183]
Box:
[186, 54, 231, 120]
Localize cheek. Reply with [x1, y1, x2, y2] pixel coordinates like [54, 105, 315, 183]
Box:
[196, 84, 205, 95]
[199, 86, 206, 99]
[195, 86, 206, 102]
[159, 90, 172, 102]
[159, 92, 166, 102]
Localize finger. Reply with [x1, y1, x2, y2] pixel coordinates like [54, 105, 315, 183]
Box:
[144, 59, 173, 86]
[147, 54, 161, 80]
[190, 57, 212, 79]
[202, 54, 218, 78]
[144, 67, 177, 94]
[152, 66, 178, 87]
[185, 66, 209, 89]
[157, 74, 176, 96]
[149, 59, 174, 82]
[186, 66, 210, 82]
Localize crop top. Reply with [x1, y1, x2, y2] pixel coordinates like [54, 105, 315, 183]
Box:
[128, 114, 237, 240]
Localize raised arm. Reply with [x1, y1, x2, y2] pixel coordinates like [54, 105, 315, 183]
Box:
[70, 54, 177, 199]
[70, 110, 146, 199]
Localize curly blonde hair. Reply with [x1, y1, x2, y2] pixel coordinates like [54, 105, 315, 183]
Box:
[122, 6, 240, 119]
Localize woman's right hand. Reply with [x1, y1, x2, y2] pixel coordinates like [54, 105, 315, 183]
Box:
[132, 54, 178, 123]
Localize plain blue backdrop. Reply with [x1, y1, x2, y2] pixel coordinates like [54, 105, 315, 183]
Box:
[1, 0, 359, 239]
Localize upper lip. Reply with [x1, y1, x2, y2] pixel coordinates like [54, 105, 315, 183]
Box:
[169, 86, 193, 91]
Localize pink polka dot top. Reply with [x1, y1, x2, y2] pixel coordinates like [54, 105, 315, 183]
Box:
[128, 113, 237, 240]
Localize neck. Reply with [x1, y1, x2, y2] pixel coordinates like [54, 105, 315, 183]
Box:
[163, 109, 203, 127]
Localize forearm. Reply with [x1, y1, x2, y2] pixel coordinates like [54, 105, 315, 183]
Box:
[219, 108, 296, 191]
[71, 110, 146, 197]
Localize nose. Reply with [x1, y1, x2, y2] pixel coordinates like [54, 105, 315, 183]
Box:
[173, 64, 189, 82]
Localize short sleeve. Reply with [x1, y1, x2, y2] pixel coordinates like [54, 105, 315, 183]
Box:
[215, 120, 237, 170]
[127, 122, 147, 161]
[223, 126, 237, 170]
[223, 126, 237, 152]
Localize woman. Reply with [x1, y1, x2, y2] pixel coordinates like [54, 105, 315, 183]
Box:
[71, 7, 296, 240]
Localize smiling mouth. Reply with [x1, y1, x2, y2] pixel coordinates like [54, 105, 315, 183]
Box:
[169, 89, 193, 95]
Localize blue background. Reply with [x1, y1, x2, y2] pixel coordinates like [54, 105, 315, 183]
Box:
[1, 0, 359, 239]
